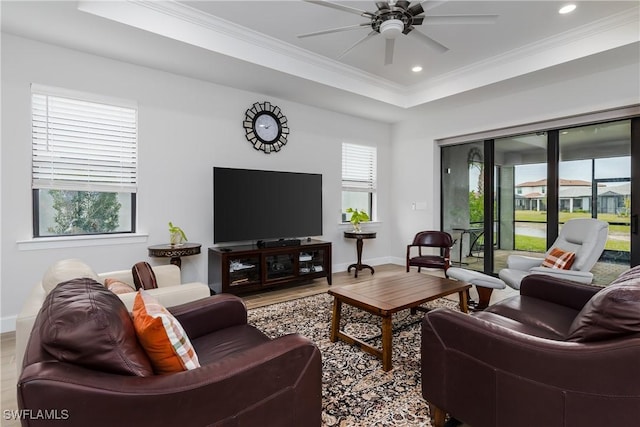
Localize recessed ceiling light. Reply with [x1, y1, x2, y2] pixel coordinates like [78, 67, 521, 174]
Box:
[412, 66, 423, 73]
[559, 4, 576, 14]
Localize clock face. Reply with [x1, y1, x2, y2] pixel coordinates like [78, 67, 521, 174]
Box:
[243, 102, 289, 154]
[253, 113, 279, 143]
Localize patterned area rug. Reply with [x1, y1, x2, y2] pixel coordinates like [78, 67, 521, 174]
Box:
[247, 292, 461, 426]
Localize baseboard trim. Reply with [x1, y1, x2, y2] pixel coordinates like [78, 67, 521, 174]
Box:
[1, 315, 17, 333]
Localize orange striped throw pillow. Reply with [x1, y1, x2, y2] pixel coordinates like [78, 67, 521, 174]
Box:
[541, 247, 576, 270]
[132, 289, 200, 374]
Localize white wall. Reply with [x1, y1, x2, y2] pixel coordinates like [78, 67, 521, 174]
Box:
[388, 45, 640, 261]
[0, 34, 392, 331]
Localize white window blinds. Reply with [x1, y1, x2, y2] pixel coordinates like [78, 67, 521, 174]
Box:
[342, 143, 377, 192]
[31, 86, 137, 193]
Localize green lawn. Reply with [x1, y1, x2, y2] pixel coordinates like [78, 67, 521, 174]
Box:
[514, 210, 630, 226]
[515, 235, 629, 252]
[512, 210, 630, 252]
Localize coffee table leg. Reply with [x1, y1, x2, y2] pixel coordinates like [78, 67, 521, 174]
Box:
[458, 289, 469, 313]
[381, 315, 392, 371]
[330, 298, 342, 342]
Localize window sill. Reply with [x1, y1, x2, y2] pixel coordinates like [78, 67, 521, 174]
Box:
[17, 233, 149, 251]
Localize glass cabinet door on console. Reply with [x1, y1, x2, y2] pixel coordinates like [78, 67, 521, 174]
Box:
[228, 256, 260, 287]
[266, 254, 295, 280]
[299, 249, 325, 276]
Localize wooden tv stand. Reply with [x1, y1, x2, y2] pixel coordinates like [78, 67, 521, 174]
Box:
[208, 239, 332, 295]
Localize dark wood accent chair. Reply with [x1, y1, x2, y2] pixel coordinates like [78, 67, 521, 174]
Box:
[406, 231, 454, 273]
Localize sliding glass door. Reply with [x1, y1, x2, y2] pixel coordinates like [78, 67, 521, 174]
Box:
[441, 117, 639, 284]
[558, 120, 631, 283]
[494, 133, 548, 274]
[441, 141, 485, 267]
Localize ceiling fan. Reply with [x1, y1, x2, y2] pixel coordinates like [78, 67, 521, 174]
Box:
[298, 0, 498, 65]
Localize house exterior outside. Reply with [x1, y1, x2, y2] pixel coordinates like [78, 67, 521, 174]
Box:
[515, 179, 630, 214]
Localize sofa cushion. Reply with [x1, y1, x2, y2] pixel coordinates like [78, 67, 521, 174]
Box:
[39, 278, 154, 376]
[133, 289, 200, 374]
[42, 259, 99, 294]
[567, 279, 640, 342]
[105, 278, 135, 295]
[541, 247, 576, 270]
[482, 295, 579, 339]
[132, 261, 158, 290]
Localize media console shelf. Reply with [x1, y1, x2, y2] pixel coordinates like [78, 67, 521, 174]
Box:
[208, 239, 332, 295]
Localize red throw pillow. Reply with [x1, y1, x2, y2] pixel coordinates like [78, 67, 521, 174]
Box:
[132, 290, 200, 374]
[541, 247, 576, 270]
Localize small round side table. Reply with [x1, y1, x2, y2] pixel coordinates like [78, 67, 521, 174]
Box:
[344, 231, 376, 278]
[148, 242, 201, 268]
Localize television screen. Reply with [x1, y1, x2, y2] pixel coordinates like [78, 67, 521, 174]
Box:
[213, 167, 323, 243]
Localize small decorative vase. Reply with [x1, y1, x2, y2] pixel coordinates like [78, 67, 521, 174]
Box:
[352, 222, 361, 233]
[170, 231, 184, 246]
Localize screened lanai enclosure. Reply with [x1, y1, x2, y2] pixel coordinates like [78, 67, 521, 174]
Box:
[441, 117, 639, 286]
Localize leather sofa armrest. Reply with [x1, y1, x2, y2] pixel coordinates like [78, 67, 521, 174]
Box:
[520, 274, 600, 311]
[18, 334, 321, 427]
[168, 294, 248, 339]
[422, 308, 640, 395]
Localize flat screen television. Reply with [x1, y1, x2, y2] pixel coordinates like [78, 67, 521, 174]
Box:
[213, 167, 323, 243]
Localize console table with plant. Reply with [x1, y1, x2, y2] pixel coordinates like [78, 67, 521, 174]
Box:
[148, 222, 200, 268]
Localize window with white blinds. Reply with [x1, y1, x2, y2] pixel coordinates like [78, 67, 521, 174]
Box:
[341, 143, 377, 192]
[31, 87, 137, 193]
[31, 85, 137, 237]
[342, 143, 377, 222]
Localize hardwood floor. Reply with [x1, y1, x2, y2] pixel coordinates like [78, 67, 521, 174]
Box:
[0, 264, 511, 426]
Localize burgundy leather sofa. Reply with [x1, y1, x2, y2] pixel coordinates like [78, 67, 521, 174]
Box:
[18, 279, 322, 427]
[421, 268, 640, 427]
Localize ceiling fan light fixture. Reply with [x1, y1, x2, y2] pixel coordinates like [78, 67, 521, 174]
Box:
[380, 19, 404, 39]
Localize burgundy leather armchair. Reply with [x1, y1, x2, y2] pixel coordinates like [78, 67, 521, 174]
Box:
[18, 280, 322, 427]
[421, 269, 640, 427]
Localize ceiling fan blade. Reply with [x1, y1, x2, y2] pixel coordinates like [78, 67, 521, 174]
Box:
[424, 15, 499, 25]
[304, 0, 374, 18]
[384, 38, 395, 65]
[297, 23, 370, 38]
[375, 1, 389, 11]
[411, 16, 424, 26]
[407, 3, 424, 16]
[395, 1, 411, 10]
[337, 30, 377, 59]
[408, 30, 449, 53]
[421, 0, 449, 12]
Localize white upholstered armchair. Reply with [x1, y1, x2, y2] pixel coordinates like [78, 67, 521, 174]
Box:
[499, 218, 609, 289]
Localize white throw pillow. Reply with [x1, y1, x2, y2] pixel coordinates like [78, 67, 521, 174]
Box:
[42, 259, 99, 294]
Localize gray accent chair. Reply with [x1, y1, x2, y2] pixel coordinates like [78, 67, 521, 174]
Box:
[499, 218, 609, 289]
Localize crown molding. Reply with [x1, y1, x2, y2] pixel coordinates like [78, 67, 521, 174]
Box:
[78, 0, 408, 106]
[404, 6, 640, 107]
[78, 1, 639, 109]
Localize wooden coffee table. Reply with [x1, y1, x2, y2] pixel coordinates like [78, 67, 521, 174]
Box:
[328, 273, 471, 371]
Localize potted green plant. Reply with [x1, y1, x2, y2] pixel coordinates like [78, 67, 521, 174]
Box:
[346, 208, 370, 232]
[168, 222, 188, 246]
